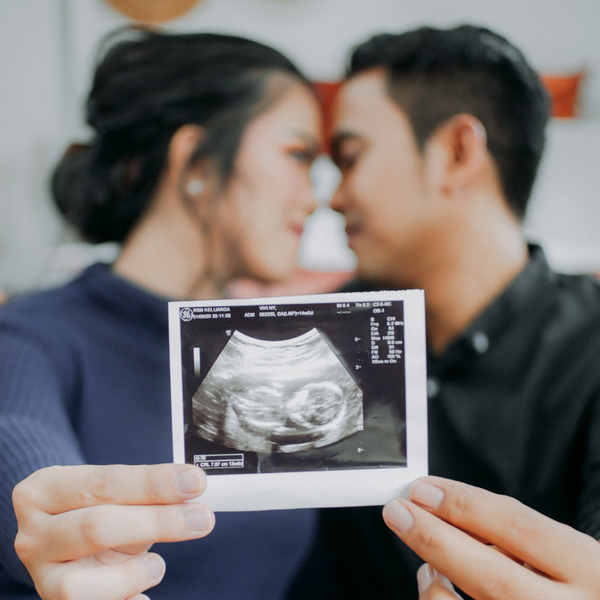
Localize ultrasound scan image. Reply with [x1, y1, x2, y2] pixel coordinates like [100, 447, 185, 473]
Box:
[192, 328, 363, 453]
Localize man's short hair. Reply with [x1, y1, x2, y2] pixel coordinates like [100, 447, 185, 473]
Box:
[348, 25, 550, 218]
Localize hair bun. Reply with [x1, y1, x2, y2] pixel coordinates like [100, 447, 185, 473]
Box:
[52, 140, 137, 243]
[52, 142, 97, 237]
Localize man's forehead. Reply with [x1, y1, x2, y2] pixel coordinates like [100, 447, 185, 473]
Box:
[332, 69, 407, 139]
[333, 70, 387, 123]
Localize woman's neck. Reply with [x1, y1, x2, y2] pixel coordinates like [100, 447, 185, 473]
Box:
[113, 205, 226, 301]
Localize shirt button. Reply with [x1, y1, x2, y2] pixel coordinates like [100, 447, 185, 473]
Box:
[472, 331, 489, 354]
[427, 376, 441, 399]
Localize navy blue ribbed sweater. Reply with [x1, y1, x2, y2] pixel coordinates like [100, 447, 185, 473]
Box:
[0, 263, 315, 599]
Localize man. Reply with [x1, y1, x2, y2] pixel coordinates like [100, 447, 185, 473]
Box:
[289, 25, 600, 599]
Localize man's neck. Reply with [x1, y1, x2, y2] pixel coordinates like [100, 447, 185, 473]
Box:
[430, 214, 528, 354]
[388, 203, 529, 355]
[425, 245, 528, 354]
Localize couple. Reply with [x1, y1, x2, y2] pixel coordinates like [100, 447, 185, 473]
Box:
[0, 24, 599, 600]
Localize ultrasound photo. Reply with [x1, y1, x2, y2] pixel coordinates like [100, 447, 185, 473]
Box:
[192, 328, 363, 453]
[169, 290, 428, 511]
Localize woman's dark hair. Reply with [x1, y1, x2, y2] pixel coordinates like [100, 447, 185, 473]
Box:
[52, 29, 309, 243]
[348, 25, 550, 219]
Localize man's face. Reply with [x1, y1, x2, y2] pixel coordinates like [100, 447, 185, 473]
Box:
[330, 69, 441, 285]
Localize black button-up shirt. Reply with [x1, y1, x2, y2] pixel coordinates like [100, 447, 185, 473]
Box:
[289, 246, 600, 600]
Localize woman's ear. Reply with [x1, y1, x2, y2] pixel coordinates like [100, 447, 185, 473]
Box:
[166, 124, 207, 185]
[161, 123, 216, 214]
[423, 114, 488, 197]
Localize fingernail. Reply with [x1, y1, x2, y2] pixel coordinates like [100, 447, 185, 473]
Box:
[175, 468, 202, 494]
[417, 563, 455, 595]
[185, 507, 212, 532]
[143, 554, 165, 583]
[383, 500, 414, 534]
[410, 480, 444, 509]
[417, 563, 435, 593]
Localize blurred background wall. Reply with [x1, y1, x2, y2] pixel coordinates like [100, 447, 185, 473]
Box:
[1, 0, 599, 292]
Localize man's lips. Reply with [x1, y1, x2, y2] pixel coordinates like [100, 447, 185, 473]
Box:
[344, 223, 362, 238]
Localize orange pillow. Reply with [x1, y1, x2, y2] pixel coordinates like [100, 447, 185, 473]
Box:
[312, 81, 343, 154]
[541, 72, 584, 118]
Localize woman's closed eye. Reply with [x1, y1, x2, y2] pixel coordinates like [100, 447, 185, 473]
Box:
[290, 148, 312, 163]
[289, 145, 319, 166]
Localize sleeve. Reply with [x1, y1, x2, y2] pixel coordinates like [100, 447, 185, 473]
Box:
[576, 384, 600, 541]
[0, 326, 85, 586]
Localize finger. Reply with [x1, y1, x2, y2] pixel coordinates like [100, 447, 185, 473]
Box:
[93, 549, 154, 565]
[408, 476, 600, 582]
[13, 464, 206, 515]
[417, 564, 462, 599]
[112, 543, 154, 556]
[41, 552, 165, 600]
[32, 503, 215, 562]
[383, 499, 557, 600]
[100, 543, 154, 557]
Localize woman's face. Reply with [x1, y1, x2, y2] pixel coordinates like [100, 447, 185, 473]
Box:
[215, 80, 322, 283]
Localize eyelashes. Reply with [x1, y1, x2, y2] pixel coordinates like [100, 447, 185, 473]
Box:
[290, 149, 312, 163]
[331, 137, 364, 172]
[334, 152, 360, 172]
[289, 147, 318, 165]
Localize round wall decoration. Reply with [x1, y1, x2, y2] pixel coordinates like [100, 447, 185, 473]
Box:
[104, 0, 202, 24]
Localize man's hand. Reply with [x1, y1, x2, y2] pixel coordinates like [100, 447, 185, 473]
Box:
[383, 476, 600, 599]
[13, 464, 214, 600]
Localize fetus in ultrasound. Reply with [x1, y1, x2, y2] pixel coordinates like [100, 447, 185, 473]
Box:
[193, 328, 363, 453]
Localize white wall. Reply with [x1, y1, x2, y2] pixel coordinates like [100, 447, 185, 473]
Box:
[1, 0, 600, 290]
[64, 0, 600, 121]
[0, 1, 71, 290]
[524, 120, 600, 273]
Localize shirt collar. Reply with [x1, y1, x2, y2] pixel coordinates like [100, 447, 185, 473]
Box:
[429, 245, 556, 370]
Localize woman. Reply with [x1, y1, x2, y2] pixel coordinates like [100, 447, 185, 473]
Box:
[0, 29, 322, 600]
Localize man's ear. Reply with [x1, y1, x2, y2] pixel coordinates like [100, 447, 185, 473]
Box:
[423, 114, 488, 196]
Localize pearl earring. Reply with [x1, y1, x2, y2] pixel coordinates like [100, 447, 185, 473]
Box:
[186, 179, 205, 195]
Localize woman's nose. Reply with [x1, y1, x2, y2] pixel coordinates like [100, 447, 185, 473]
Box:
[302, 180, 318, 217]
[329, 183, 346, 214]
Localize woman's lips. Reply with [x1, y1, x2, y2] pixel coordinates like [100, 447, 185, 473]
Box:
[289, 223, 304, 237]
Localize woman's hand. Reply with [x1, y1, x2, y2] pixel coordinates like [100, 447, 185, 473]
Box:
[382, 476, 600, 600]
[12, 463, 215, 600]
